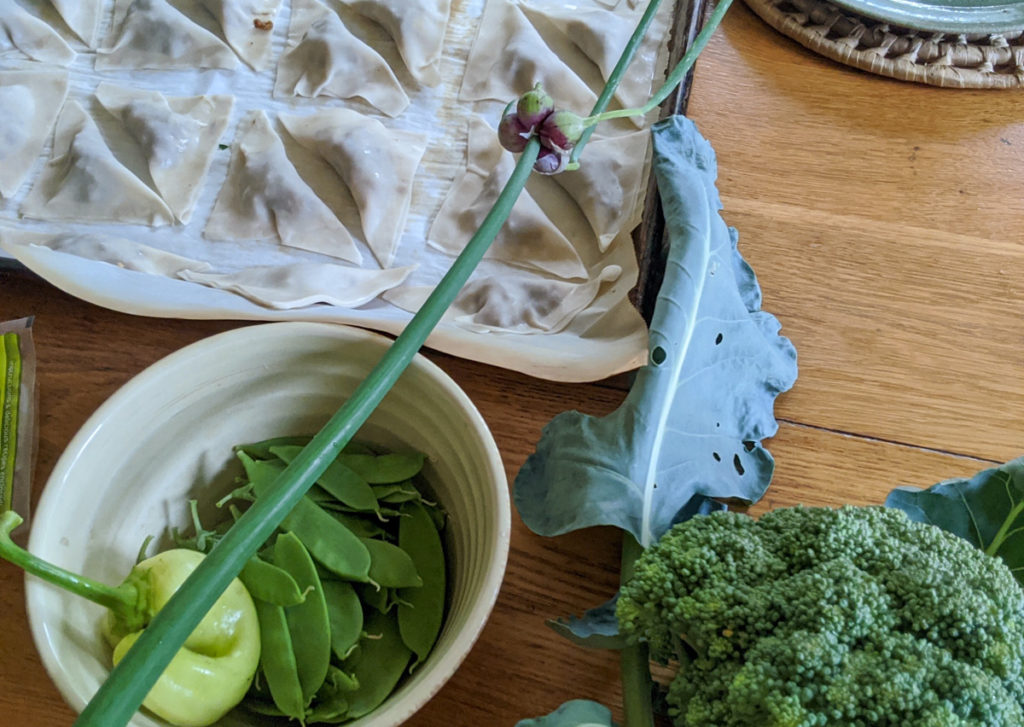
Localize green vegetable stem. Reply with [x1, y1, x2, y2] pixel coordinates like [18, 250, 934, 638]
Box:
[0, 511, 260, 727]
[74, 0, 735, 724]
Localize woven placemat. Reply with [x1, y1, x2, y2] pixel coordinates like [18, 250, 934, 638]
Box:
[744, 0, 1024, 88]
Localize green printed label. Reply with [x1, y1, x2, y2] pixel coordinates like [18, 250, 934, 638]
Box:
[0, 333, 21, 512]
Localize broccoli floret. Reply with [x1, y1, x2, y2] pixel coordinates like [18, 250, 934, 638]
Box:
[617, 506, 1024, 727]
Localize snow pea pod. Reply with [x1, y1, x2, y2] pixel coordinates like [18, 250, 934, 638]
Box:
[235, 436, 373, 460]
[234, 435, 312, 460]
[398, 501, 447, 669]
[272, 445, 379, 513]
[330, 511, 387, 540]
[239, 553, 305, 607]
[357, 582, 392, 613]
[361, 536, 422, 589]
[253, 599, 305, 721]
[274, 532, 332, 705]
[322, 580, 363, 661]
[242, 700, 286, 718]
[372, 482, 422, 504]
[343, 610, 413, 720]
[336, 452, 426, 484]
[306, 665, 358, 724]
[238, 451, 371, 581]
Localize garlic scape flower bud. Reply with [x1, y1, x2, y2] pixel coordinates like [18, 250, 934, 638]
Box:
[498, 84, 589, 174]
[515, 82, 555, 130]
[539, 110, 585, 155]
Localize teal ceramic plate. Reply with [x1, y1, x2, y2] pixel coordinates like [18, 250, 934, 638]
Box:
[830, 0, 1024, 33]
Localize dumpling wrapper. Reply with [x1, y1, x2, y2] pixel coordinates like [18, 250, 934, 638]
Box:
[459, 0, 595, 114]
[385, 265, 621, 335]
[96, 83, 234, 223]
[274, 0, 408, 117]
[0, 69, 69, 199]
[280, 109, 427, 268]
[97, 0, 238, 71]
[337, 0, 452, 86]
[429, 117, 586, 281]
[0, 226, 212, 275]
[519, 0, 662, 112]
[198, 0, 282, 70]
[50, 0, 103, 47]
[553, 129, 650, 252]
[0, 0, 75, 65]
[21, 100, 174, 226]
[179, 262, 416, 309]
[205, 110, 362, 265]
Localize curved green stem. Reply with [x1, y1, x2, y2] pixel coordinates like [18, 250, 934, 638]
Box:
[72, 0, 738, 721]
[570, 0, 666, 165]
[620, 532, 654, 727]
[73, 139, 542, 727]
[581, 0, 735, 128]
[0, 511, 139, 618]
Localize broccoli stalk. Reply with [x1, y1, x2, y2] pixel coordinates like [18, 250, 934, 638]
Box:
[619, 533, 655, 727]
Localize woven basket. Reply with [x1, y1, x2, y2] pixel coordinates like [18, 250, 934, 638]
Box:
[744, 0, 1024, 88]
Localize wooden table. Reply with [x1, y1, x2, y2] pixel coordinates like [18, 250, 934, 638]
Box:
[2, 3, 1022, 725]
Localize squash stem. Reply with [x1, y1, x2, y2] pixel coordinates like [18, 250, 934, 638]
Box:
[0, 511, 139, 618]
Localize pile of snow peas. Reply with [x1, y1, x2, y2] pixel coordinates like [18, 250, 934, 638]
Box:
[176, 436, 447, 725]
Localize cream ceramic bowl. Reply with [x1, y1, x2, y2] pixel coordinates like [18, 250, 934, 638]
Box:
[26, 321, 511, 727]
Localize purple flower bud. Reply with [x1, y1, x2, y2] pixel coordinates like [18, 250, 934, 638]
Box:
[533, 146, 567, 175]
[539, 110, 585, 154]
[516, 83, 555, 130]
[498, 110, 530, 153]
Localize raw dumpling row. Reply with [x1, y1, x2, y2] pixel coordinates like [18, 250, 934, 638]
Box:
[93, 0, 454, 107]
[461, 0, 665, 121]
[428, 114, 649, 277]
[1, 0, 660, 332]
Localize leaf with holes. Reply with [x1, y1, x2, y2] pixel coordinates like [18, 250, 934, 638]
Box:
[514, 116, 797, 547]
[885, 455, 1024, 586]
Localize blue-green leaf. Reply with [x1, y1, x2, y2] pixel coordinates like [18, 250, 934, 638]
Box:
[515, 699, 617, 727]
[546, 597, 625, 650]
[546, 495, 727, 649]
[885, 455, 1024, 585]
[514, 116, 797, 547]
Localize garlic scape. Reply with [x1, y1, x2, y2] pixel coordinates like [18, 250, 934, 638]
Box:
[0, 511, 260, 727]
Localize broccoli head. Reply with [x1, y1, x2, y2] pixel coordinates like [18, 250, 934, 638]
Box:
[616, 506, 1024, 727]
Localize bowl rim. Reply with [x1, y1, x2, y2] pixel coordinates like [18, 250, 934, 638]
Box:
[26, 320, 511, 726]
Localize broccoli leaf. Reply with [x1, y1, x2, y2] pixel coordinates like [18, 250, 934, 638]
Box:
[515, 699, 617, 727]
[886, 455, 1024, 585]
[546, 495, 727, 649]
[514, 116, 797, 547]
[546, 597, 626, 650]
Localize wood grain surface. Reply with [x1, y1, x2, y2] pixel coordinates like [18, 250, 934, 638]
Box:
[1, 3, 1022, 726]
